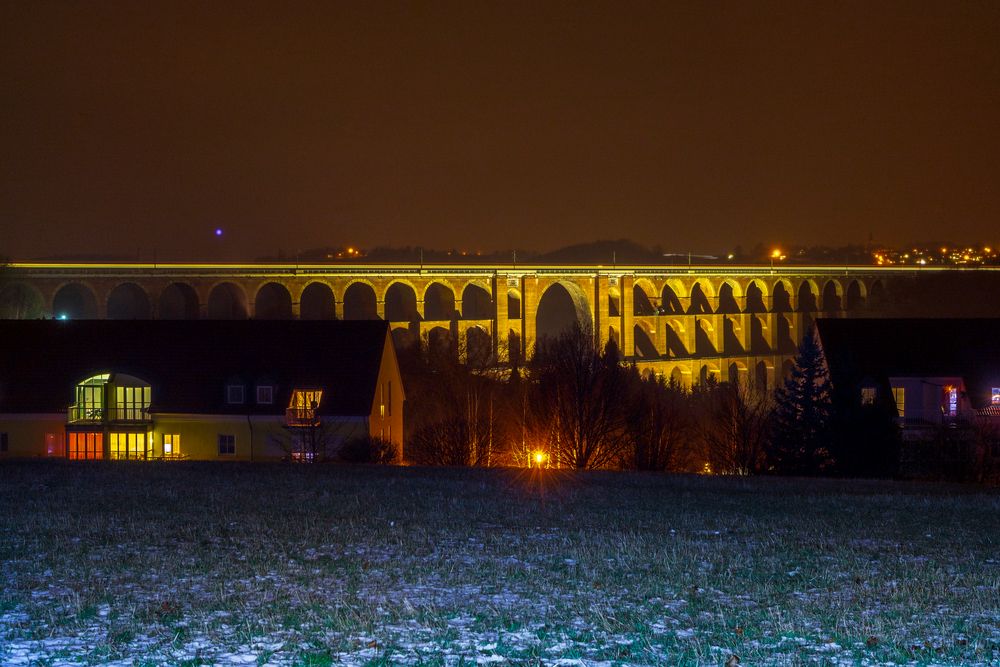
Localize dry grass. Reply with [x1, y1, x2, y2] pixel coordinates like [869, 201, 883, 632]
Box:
[1, 460, 998, 665]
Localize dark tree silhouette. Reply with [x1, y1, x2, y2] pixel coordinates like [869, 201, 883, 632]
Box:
[769, 328, 834, 474]
[625, 371, 693, 472]
[529, 324, 627, 469]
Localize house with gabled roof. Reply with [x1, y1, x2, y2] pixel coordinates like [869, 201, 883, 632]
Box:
[0, 320, 404, 461]
[815, 318, 1000, 438]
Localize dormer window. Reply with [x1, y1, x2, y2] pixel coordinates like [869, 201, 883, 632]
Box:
[227, 385, 245, 404]
[860, 386, 877, 405]
[286, 389, 323, 426]
[257, 385, 273, 405]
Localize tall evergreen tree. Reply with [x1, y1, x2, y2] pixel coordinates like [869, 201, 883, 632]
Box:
[769, 328, 834, 474]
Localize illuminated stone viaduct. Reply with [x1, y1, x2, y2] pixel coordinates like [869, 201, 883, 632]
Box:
[3, 262, 894, 390]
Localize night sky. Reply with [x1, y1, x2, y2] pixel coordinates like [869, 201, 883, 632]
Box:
[2, 1, 999, 261]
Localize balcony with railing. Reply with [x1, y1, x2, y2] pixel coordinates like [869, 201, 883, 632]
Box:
[67, 406, 152, 424]
[285, 407, 319, 427]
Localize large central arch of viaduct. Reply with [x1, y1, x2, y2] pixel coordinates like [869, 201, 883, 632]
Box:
[0, 262, 916, 390]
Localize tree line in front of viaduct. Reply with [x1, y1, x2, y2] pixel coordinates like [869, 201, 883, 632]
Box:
[2, 263, 897, 392]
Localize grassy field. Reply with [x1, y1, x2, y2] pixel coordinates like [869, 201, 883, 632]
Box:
[0, 461, 997, 666]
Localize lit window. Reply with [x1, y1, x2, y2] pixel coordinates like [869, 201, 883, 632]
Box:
[67, 432, 103, 460]
[109, 433, 148, 460]
[287, 389, 323, 425]
[892, 387, 905, 417]
[73, 375, 107, 421]
[115, 385, 150, 421]
[257, 385, 273, 404]
[388, 381, 392, 417]
[163, 434, 180, 457]
[218, 434, 236, 456]
[993, 388, 1000, 405]
[1, 432, 8, 453]
[945, 387, 958, 417]
[861, 387, 877, 405]
[227, 385, 245, 404]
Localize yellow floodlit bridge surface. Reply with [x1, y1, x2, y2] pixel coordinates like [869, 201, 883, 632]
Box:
[3, 261, 987, 389]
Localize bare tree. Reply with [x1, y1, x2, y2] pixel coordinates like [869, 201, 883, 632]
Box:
[403, 331, 500, 467]
[270, 419, 359, 463]
[528, 324, 627, 469]
[694, 379, 773, 475]
[625, 371, 695, 472]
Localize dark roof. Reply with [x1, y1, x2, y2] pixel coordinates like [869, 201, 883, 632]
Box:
[0, 320, 391, 416]
[815, 318, 1000, 408]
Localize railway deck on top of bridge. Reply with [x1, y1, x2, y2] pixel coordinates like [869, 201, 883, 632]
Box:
[0, 262, 975, 390]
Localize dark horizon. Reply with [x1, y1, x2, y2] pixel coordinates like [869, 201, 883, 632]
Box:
[3, 1, 999, 261]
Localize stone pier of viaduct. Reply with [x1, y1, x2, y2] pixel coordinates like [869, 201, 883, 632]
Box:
[1, 262, 912, 391]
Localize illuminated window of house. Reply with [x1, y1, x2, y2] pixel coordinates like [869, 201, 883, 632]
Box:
[945, 386, 958, 417]
[74, 374, 109, 421]
[109, 432, 148, 460]
[892, 387, 905, 417]
[860, 386, 877, 405]
[218, 434, 236, 455]
[388, 381, 392, 417]
[256, 385, 273, 404]
[379, 384, 385, 418]
[993, 388, 1000, 405]
[288, 389, 322, 423]
[115, 385, 150, 421]
[68, 432, 103, 460]
[227, 385, 245, 404]
[163, 434, 180, 457]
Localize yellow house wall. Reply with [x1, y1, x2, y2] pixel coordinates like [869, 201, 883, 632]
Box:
[136, 414, 373, 461]
[369, 334, 406, 461]
[0, 414, 66, 457]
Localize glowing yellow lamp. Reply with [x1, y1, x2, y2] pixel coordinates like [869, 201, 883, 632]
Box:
[533, 451, 546, 466]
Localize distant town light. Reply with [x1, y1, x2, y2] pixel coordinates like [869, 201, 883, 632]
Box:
[771, 249, 782, 259]
[57, 313, 68, 320]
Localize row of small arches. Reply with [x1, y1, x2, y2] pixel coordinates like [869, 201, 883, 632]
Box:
[618, 277, 881, 316]
[25, 280, 501, 321]
[657, 359, 796, 392]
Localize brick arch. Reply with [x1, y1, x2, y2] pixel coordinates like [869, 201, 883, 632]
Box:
[206, 281, 250, 319]
[342, 281, 379, 320]
[661, 279, 687, 315]
[633, 319, 658, 359]
[633, 278, 658, 316]
[797, 279, 820, 312]
[845, 279, 867, 310]
[113, 283, 152, 319]
[716, 279, 744, 314]
[727, 360, 749, 385]
[423, 281, 457, 321]
[298, 281, 337, 320]
[254, 282, 293, 319]
[383, 280, 419, 322]
[52, 281, 100, 319]
[157, 282, 200, 320]
[536, 279, 594, 342]
[688, 280, 715, 314]
[821, 279, 845, 312]
[744, 279, 769, 313]
[461, 283, 493, 320]
[465, 324, 492, 367]
[0, 280, 47, 319]
[771, 278, 795, 313]
[667, 363, 691, 389]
